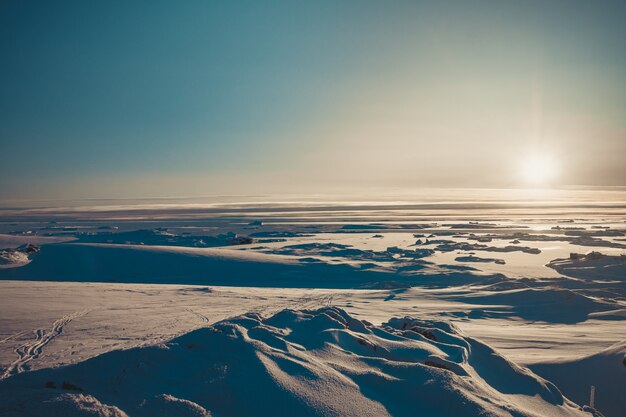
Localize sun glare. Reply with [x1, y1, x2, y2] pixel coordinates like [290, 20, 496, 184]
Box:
[520, 154, 558, 185]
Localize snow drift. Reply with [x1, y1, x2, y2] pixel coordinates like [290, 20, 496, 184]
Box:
[531, 341, 626, 417]
[0, 307, 590, 417]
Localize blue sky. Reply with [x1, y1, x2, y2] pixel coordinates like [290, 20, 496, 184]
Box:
[1, 1, 625, 200]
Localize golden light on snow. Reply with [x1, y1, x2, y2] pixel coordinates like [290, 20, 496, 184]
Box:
[520, 154, 558, 185]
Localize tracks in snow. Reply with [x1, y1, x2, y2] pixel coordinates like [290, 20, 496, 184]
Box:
[1, 310, 88, 380]
[186, 308, 210, 323]
[0, 330, 28, 345]
[0, 293, 339, 379]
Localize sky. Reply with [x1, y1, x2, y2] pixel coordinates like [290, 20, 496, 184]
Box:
[1, 1, 625, 201]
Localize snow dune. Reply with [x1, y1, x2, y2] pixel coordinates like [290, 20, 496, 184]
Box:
[0, 307, 591, 417]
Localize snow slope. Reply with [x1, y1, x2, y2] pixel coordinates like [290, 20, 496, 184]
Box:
[0, 307, 590, 417]
[531, 341, 626, 417]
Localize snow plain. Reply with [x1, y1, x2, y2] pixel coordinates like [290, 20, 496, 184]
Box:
[0, 195, 624, 416]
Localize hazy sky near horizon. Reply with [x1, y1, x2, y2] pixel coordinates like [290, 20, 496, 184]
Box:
[1, 1, 625, 201]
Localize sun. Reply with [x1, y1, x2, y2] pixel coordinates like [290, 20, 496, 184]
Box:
[520, 154, 558, 185]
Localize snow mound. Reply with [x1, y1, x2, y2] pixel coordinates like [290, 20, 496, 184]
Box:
[0, 243, 40, 268]
[0, 307, 588, 417]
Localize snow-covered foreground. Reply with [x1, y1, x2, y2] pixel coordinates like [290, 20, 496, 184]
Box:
[0, 280, 623, 416]
[0, 305, 594, 417]
[0, 196, 625, 416]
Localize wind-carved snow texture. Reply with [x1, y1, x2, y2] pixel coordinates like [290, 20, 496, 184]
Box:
[0, 307, 590, 417]
[1, 310, 88, 380]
